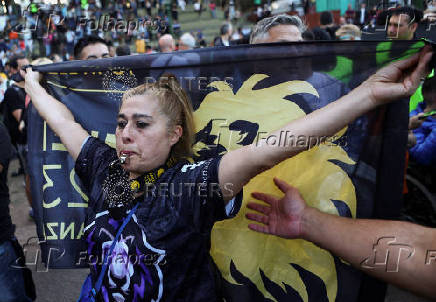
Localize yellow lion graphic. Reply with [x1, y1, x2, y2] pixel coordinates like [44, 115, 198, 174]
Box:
[193, 74, 356, 302]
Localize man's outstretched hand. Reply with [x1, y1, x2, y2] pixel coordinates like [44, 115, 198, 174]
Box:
[246, 178, 308, 239]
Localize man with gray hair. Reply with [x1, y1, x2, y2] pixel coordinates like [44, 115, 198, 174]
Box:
[249, 13, 349, 114]
[250, 14, 306, 44]
[158, 34, 176, 53]
[178, 32, 196, 50]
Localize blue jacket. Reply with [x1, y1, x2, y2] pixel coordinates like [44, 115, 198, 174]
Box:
[409, 102, 436, 165]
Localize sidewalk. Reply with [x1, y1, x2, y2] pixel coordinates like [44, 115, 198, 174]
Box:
[9, 159, 88, 302]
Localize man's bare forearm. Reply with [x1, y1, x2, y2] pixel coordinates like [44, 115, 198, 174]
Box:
[301, 208, 436, 298]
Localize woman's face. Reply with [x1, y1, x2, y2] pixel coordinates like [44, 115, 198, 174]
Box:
[116, 94, 181, 178]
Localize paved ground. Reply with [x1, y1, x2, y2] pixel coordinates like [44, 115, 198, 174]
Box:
[8, 159, 88, 302]
[7, 158, 431, 302]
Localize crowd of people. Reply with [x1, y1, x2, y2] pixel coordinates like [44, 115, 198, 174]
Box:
[0, 1, 435, 301]
[0, 1, 435, 61]
[0, 0, 247, 62]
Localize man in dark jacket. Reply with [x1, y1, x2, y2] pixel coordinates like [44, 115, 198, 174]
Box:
[355, 3, 370, 27]
[213, 24, 234, 46]
[2, 54, 29, 176]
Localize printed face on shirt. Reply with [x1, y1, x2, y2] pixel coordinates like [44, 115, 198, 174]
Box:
[78, 42, 110, 60]
[387, 14, 417, 40]
[116, 94, 181, 178]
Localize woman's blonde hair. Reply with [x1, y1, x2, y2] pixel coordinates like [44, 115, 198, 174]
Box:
[121, 74, 195, 162]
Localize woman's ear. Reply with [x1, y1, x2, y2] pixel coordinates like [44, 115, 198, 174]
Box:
[169, 125, 183, 146]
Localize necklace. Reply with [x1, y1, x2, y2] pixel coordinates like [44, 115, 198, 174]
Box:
[102, 156, 176, 219]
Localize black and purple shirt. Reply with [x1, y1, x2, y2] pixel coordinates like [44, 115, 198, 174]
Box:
[75, 137, 242, 302]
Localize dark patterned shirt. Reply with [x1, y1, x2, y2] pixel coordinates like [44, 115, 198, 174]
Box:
[75, 137, 242, 302]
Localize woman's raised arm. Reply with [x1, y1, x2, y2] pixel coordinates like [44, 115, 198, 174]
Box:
[22, 67, 88, 161]
[218, 46, 433, 202]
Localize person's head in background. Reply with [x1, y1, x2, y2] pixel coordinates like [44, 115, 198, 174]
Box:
[386, 7, 422, 40]
[158, 34, 175, 52]
[302, 30, 314, 41]
[423, 8, 436, 23]
[4, 61, 10, 77]
[107, 41, 116, 58]
[220, 23, 232, 39]
[339, 16, 346, 26]
[50, 53, 62, 63]
[320, 11, 334, 27]
[312, 27, 331, 40]
[232, 26, 243, 40]
[10, 44, 18, 54]
[145, 45, 153, 53]
[74, 35, 110, 60]
[116, 45, 131, 56]
[335, 24, 362, 40]
[422, 77, 436, 110]
[178, 33, 196, 50]
[250, 14, 305, 43]
[10, 54, 29, 75]
[198, 39, 207, 48]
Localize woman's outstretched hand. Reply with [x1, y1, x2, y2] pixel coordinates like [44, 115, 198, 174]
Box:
[362, 45, 433, 107]
[246, 178, 308, 239]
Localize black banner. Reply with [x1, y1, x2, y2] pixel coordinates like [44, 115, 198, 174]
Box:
[28, 40, 425, 301]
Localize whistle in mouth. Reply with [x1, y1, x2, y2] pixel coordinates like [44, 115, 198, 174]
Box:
[119, 154, 128, 164]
